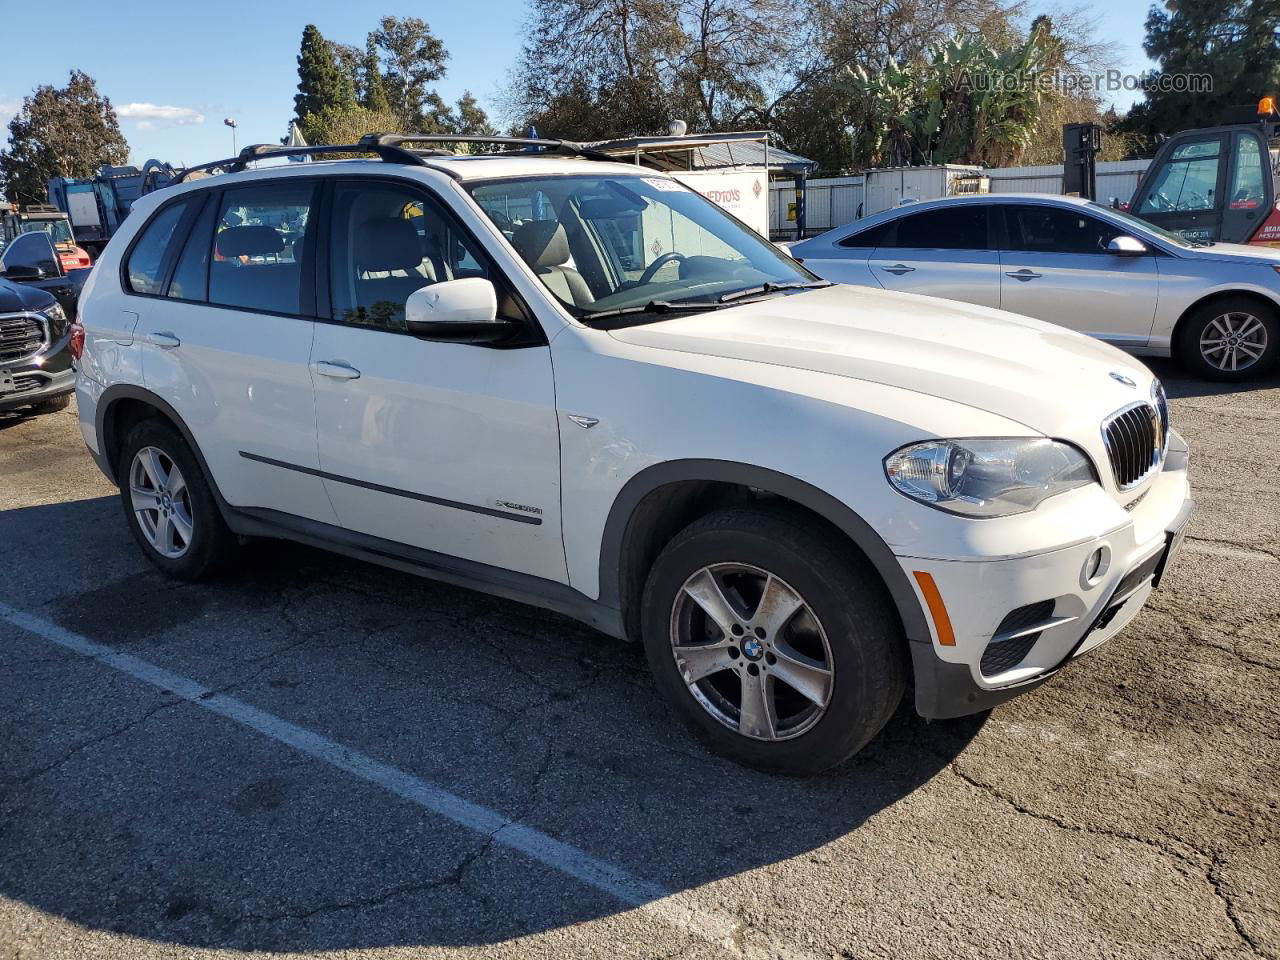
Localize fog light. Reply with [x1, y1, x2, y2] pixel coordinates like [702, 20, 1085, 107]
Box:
[1082, 545, 1110, 587]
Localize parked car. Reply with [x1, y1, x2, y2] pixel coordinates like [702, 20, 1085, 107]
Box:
[0, 273, 75, 416]
[73, 139, 1192, 773]
[789, 193, 1280, 381]
[0, 230, 92, 316]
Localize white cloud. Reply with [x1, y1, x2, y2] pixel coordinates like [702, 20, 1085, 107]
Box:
[117, 103, 205, 127]
[0, 98, 20, 132]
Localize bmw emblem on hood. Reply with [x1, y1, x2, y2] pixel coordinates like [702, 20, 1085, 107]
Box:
[1110, 372, 1137, 387]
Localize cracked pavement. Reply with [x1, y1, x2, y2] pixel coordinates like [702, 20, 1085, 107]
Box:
[0, 356, 1277, 959]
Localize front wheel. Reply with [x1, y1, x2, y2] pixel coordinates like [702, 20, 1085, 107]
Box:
[1177, 298, 1278, 381]
[641, 505, 906, 775]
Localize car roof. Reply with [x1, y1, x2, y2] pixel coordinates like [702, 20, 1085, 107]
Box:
[795, 192, 1104, 245]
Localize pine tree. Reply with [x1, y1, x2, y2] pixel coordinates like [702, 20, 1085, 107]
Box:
[294, 24, 356, 126]
[1125, 0, 1280, 137]
[0, 70, 129, 205]
[361, 34, 391, 113]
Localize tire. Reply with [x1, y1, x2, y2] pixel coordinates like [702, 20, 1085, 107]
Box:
[640, 504, 906, 775]
[34, 393, 71, 414]
[117, 418, 236, 580]
[1176, 297, 1279, 381]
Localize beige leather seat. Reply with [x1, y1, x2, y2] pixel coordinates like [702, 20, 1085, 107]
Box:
[511, 221, 594, 307]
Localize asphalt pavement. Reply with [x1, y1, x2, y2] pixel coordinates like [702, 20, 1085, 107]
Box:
[0, 357, 1277, 960]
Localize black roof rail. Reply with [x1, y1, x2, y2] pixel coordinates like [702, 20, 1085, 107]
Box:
[362, 132, 611, 161]
[171, 132, 614, 185]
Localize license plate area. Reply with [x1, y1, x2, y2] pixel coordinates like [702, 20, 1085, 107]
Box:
[0, 370, 14, 395]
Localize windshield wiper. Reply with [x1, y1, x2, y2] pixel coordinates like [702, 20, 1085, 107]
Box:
[717, 280, 833, 304]
[583, 299, 722, 323]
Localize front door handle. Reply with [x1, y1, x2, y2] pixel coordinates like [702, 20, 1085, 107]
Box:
[145, 331, 181, 348]
[1005, 269, 1042, 281]
[882, 263, 916, 275]
[311, 360, 361, 381]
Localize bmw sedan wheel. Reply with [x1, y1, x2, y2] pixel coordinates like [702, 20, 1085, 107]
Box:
[642, 505, 906, 774]
[118, 418, 237, 580]
[1179, 298, 1279, 381]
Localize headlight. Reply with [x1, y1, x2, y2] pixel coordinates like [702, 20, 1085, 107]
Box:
[39, 302, 68, 337]
[884, 438, 1096, 517]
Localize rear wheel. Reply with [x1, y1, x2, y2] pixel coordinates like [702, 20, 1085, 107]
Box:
[641, 505, 906, 775]
[117, 418, 236, 580]
[1177, 297, 1278, 381]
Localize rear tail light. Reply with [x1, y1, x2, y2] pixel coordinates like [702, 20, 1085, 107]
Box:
[68, 321, 85, 360]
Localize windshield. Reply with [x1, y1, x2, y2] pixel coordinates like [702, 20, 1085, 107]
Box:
[20, 218, 75, 246]
[1087, 202, 1192, 247]
[467, 174, 816, 319]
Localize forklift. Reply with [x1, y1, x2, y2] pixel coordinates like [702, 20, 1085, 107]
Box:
[1124, 97, 1280, 246]
[0, 203, 93, 269]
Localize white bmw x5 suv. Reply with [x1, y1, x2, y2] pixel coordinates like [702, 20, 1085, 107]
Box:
[73, 135, 1193, 774]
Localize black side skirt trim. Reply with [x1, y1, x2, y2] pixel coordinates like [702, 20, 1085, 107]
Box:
[239, 451, 542, 525]
[224, 505, 624, 638]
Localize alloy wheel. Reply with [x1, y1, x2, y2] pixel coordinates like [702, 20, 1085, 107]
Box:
[669, 562, 834, 741]
[1200, 312, 1268, 372]
[129, 446, 193, 559]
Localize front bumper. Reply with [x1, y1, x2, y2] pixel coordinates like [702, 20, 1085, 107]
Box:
[0, 355, 75, 412]
[902, 434, 1193, 719]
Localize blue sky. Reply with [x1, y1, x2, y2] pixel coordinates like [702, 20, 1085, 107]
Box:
[0, 0, 1155, 167]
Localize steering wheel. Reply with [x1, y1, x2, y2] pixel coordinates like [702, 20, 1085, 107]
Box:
[638, 252, 686, 285]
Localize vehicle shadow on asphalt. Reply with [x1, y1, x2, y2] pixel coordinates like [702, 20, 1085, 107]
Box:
[1146, 357, 1280, 399]
[0, 495, 984, 951]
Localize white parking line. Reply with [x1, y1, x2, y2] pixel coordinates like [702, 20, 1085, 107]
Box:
[0, 601, 817, 960]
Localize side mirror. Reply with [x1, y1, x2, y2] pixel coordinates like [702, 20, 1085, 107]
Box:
[404, 277, 515, 343]
[2, 264, 45, 281]
[1107, 236, 1148, 257]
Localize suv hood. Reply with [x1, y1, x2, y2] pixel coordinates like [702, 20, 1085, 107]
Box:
[607, 284, 1154, 438]
[0, 277, 55, 314]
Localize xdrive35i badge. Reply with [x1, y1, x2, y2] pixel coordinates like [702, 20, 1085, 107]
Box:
[1110, 372, 1137, 387]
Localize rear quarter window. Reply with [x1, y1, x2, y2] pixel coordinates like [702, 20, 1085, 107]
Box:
[125, 200, 190, 295]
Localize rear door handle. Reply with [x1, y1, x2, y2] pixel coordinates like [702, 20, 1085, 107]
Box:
[145, 331, 181, 348]
[311, 360, 361, 381]
[882, 263, 916, 275]
[1004, 269, 1042, 281]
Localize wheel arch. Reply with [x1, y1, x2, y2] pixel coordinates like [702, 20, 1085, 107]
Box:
[96, 385, 230, 512]
[1171, 287, 1280, 354]
[597, 459, 930, 648]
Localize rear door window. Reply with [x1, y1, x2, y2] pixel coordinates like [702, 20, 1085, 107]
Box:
[125, 201, 190, 294]
[838, 220, 894, 248]
[891, 207, 990, 249]
[209, 183, 314, 314]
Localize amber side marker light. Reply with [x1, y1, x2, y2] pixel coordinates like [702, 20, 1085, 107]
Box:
[913, 571, 956, 646]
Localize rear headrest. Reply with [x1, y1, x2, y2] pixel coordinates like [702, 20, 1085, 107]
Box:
[356, 218, 422, 272]
[217, 225, 284, 258]
[512, 220, 570, 269]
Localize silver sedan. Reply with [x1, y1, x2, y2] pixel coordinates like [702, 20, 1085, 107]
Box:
[789, 193, 1280, 381]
